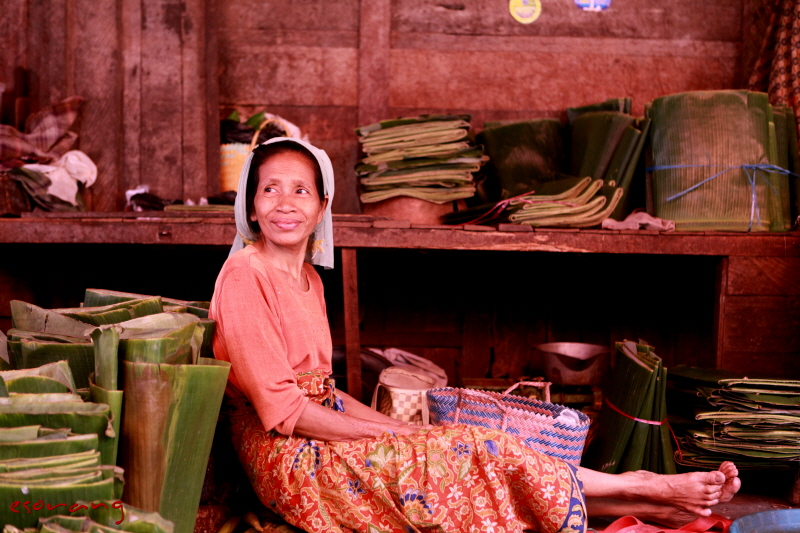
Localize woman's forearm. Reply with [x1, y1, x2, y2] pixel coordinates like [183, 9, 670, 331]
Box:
[291, 400, 418, 441]
[336, 390, 411, 426]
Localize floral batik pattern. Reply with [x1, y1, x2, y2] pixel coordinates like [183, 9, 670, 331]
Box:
[229, 372, 586, 533]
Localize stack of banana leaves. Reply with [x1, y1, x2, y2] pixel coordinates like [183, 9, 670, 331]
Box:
[648, 90, 798, 231]
[443, 99, 650, 226]
[675, 378, 800, 470]
[356, 115, 486, 204]
[4, 500, 173, 533]
[582, 341, 676, 475]
[1, 289, 230, 533]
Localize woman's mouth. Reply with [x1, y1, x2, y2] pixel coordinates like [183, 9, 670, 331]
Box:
[272, 218, 302, 230]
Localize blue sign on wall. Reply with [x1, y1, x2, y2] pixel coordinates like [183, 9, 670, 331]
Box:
[574, 0, 612, 11]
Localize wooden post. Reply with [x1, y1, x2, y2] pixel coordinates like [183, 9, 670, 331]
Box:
[713, 256, 729, 369]
[341, 248, 363, 402]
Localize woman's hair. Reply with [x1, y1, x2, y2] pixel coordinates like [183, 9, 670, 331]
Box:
[245, 142, 325, 234]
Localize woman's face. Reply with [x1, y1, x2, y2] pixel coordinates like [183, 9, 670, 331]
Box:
[249, 151, 327, 250]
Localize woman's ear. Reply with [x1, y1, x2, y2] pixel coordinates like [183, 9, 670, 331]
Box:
[316, 196, 329, 225]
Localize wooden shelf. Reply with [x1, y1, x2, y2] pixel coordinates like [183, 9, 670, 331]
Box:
[1, 216, 798, 257]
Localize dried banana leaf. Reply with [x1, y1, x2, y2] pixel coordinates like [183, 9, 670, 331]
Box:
[11, 301, 92, 338]
[120, 358, 230, 533]
[361, 142, 472, 165]
[603, 125, 641, 187]
[0, 330, 10, 371]
[477, 119, 566, 198]
[361, 128, 469, 153]
[0, 425, 40, 442]
[611, 118, 652, 221]
[649, 90, 786, 231]
[570, 111, 635, 181]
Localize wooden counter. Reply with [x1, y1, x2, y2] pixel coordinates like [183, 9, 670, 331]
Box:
[1, 214, 798, 401]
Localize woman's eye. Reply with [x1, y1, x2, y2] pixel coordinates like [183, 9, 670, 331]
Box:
[297, 188, 310, 194]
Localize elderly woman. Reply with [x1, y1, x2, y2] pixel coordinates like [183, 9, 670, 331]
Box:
[209, 138, 740, 533]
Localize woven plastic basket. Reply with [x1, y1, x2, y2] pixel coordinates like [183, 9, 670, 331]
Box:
[426, 381, 590, 466]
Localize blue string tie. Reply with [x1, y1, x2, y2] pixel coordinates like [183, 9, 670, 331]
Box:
[646, 163, 794, 230]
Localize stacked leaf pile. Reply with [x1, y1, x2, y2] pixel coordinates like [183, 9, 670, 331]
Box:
[648, 90, 798, 231]
[356, 115, 486, 204]
[4, 500, 173, 533]
[444, 98, 650, 226]
[676, 378, 800, 470]
[1, 289, 230, 533]
[582, 340, 676, 475]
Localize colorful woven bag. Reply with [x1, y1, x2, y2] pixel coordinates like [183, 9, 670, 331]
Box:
[425, 381, 590, 466]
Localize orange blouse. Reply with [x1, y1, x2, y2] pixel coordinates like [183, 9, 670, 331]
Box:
[209, 245, 332, 435]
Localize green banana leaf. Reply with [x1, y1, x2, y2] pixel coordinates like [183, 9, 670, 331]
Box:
[83, 289, 210, 316]
[570, 111, 635, 181]
[360, 186, 476, 204]
[356, 114, 471, 137]
[361, 142, 472, 165]
[10, 338, 93, 390]
[90, 383, 122, 467]
[0, 399, 115, 465]
[1, 361, 77, 392]
[119, 358, 230, 533]
[66, 499, 174, 533]
[477, 119, 566, 198]
[54, 298, 164, 327]
[611, 118, 652, 221]
[0, 425, 41, 442]
[603, 125, 641, 187]
[0, 466, 123, 528]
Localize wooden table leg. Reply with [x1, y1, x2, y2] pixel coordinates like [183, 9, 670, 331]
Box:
[341, 248, 363, 402]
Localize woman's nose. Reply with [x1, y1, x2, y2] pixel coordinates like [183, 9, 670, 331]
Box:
[276, 193, 297, 211]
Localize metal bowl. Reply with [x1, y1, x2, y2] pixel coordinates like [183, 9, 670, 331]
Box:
[536, 342, 610, 386]
[730, 509, 800, 533]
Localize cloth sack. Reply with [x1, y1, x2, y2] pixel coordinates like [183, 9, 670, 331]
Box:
[370, 367, 438, 425]
[370, 347, 448, 388]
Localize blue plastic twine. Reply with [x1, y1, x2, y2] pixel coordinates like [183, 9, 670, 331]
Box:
[646, 163, 793, 231]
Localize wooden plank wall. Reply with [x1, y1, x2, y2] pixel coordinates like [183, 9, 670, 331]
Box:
[217, 0, 745, 214]
[1, 0, 219, 211]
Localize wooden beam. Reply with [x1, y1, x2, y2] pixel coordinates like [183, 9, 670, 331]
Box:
[357, 0, 391, 126]
[341, 248, 363, 402]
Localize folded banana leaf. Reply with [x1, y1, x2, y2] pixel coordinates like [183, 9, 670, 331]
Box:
[0, 466, 123, 528]
[11, 301, 93, 338]
[603, 125, 641, 187]
[360, 185, 476, 204]
[361, 127, 469, 153]
[362, 142, 472, 165]
[90, 383, 122, 467]
[477, 119, 566, 198]
[356, 114, 471, 137]
[611, 118, 652, 221]
[359, 120, 470, 143]
[53, 298, 164, 327]
[583, 341, 675, 474]
[119, 358, 230, 533]
[0, 425, 41, 441]
[522, 187, 624, 228]
[567, 97, 632, 124]
[0, 449, 100, 472]
[570, 111, 636, 181]
[356, 147, 485, 174]
[0, 399, 115, 465]
[649, 90, 787, 231]
[0, 432, 98, 460]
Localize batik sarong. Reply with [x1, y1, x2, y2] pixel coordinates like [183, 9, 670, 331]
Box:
[228, 370, 586, 533]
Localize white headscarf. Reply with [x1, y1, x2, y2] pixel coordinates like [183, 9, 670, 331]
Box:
[230, 137, 335, 269]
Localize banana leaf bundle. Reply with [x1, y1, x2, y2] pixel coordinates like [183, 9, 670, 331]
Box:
[357, 115, 484, 204]
[583, 341, 676, 474]
[84, 289, 210, 319]
[38, 501, 174, 533]
[648, 90, 792, 231]
[677, 378, 800, 469]
[477, 119, 567, 199]
[570, 111, 636, 181]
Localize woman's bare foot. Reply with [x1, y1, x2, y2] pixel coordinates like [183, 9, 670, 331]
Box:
[621, 469, 726, 515]
[718, 461, 741, 503]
